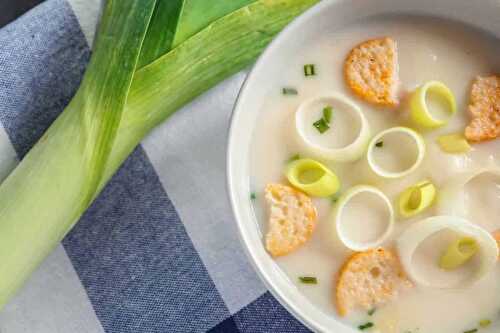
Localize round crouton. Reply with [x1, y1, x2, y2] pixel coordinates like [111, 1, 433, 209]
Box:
[335, 248, 412, 316]
[264, 184, 317, 257]
[344, 37, 399, 106]
[465, 75, 500, 142]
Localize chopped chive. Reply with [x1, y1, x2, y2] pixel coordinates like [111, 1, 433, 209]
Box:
[304, 64, 316, 77]
[331, 197, 338, 203]
[298, 276, 318, 284]
[358, 322, 374, 330]
[250, 192, 256, 200]
[323, 106, 332, 123]
[463, 329, 478, 333]
[375, 141, 384, 148]
[367, 308, 376, 316]
[288, 154, 301, 162]
[313, 119, 330, 134]
[282, 87, 298, 95]
[479, 319, 491, 328]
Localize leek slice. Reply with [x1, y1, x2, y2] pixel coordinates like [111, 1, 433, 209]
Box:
[295, 93, 370, 162]
[333, 185, 394, 251]
[409, 81, 457, 128]
[437, 133, 471, 154]
[286, 159, 340, 197]
[439, 237, 478, 270]
[437, 168, 500, 218]
[367, 127, 425, 178]
[0, 0, 319, 310]
[397, 216, 498, 288]
[139, 0, 256, 67]
[398, 180, 436, 218]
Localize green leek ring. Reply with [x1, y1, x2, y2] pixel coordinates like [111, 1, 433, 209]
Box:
[410, 81, 457, 128]
[439, 237, 478, 270]
[398, 180, 436, 218]
[286, 158, 340, 197]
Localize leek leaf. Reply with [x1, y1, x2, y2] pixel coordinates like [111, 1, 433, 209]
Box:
[139, 0, 256, 67]
[138, 0, 183, 67]
[172, 0, 257, 47]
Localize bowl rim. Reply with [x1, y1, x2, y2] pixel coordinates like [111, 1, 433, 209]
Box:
[226, 0, 500, 332]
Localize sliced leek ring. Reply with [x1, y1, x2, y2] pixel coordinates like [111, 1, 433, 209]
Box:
[295, 93, 370, 162]
[410, 81, 457, 128]
[398, 180, 436, 218]
[367, 127, 426, 178]
[333, 185, 394, 251]
[439, 237, 478, 270]
[286, 158, 340, 197]
[397, 216, 498, 288]
[437, 168, 500, 217]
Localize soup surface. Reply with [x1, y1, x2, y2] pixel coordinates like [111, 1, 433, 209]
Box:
[250, 16, 500, 333]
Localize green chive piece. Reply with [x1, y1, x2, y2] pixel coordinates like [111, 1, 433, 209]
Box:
[358, 322, 374, 330]
[250, 192, 256, 200]
[367, 308, 376, 316]
[288, 154, 301, 162]
[479, 319, 491, 328]
[463, 329, 478, 333]
[304, 64, 316, 77]
[375, 141, 384, 148]
[298, 276, 318, 284]
[282, 87, 298, 95]
[313, 119, 330, 134]
[323, 106, 332, 123]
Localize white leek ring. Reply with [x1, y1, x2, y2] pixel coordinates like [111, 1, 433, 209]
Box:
[397, 216, 498, 288]
[410, 80, 457, 128]
[286, 158, 340, 197]
[295, 93, 370, 162]
[437, 168, 500, 217]
[333, 185, 394, 251]
[367, 127, 425, 178]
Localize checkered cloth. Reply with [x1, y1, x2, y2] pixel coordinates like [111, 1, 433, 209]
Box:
[0, 0, 312, 332]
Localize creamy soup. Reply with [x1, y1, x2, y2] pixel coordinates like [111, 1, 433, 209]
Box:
[250, 16, 500, 333]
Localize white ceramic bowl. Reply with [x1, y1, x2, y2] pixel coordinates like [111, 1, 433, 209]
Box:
[227, 0, 500, 331]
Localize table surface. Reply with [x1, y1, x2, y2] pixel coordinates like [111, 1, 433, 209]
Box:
[0, 0, 45, 27]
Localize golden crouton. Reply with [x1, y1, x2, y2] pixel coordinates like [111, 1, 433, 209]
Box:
[264, 184, 317, 257]
[492, 230, 500, 259]
[465, 75, 500, 142]
[335, 248, 412, 316]
[344, 37, 399, 106]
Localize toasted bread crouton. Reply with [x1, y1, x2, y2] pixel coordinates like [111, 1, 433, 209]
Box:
[465, 75, 500, 142]
[335, 248, 412, 316]
[492, 230, 500, 259]
[344, 37, 399, 106]
[264, 184, 317, 257]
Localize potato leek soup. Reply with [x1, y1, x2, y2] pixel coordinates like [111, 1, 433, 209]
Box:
[249, 16, 500, 333]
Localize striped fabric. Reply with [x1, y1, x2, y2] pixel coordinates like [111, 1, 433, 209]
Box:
[0, 0, 312, 332]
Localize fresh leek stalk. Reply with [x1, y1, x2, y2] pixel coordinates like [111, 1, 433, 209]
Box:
[286, 158, 340, 197]
[0, 0, 319, 309]
[439, 237, 478, 270]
